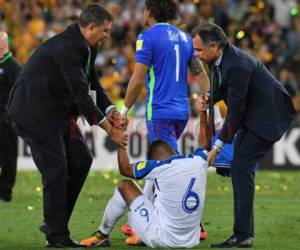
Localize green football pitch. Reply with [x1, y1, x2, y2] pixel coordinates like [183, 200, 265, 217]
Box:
[0, 170, 299, 249]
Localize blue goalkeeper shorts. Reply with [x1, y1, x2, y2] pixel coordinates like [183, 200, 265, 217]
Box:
[146, 119, 188, 153]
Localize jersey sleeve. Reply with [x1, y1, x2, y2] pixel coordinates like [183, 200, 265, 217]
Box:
[135, 32, 152, 66]
[192, 148, 208, 171]
[133, 160, 160, 180]
[193, 148, 207, 161]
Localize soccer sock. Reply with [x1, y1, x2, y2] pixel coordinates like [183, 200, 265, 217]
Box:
[98, 187, 127, 235]
[127, 180, 154, 228]
[127, 211, 133, 228]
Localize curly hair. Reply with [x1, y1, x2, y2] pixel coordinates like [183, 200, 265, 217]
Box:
[144, 0, 178, 22]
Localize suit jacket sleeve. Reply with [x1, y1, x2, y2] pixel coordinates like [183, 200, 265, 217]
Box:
[218, 67, 251, 143]
[10, 59, 23, 90]
[55, 46, 105, 125]
[90, 66, 113, 113]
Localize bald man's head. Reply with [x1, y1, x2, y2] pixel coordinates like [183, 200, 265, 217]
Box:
[0, 31, 9, 57]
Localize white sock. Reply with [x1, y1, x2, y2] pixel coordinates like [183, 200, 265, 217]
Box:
[127, 210, 133, 227]
[98, 187, 127, 235]
[127, 180, 154, 227]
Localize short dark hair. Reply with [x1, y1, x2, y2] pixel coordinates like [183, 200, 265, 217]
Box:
[147, 140, 173, 159]
[192, 22, 228, 49]
[145, 0, 178, 23]
[79, 3, 113, 27]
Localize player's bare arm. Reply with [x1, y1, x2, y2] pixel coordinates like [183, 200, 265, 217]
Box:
[189, 58, 210, 94]
[124, 63, 148, 109]
[189, 58, 204, 75]
[117, 145, 134, 178]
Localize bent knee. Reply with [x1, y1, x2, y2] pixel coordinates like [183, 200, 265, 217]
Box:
[118, 179, 134, 193]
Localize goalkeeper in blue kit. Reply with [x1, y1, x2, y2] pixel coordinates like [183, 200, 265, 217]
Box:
[120, 0, 209, 152]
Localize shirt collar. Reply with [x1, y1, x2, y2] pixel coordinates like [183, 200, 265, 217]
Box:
[154, 22, 170, 26]
[214, 52, 223, 67]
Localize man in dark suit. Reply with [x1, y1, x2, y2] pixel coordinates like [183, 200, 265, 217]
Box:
[6, 3, 127, 248]
[0, 31, 22, 202]
[193, 22, 295, 248]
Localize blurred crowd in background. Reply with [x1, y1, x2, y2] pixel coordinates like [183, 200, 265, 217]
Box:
[1, 0, 300, 117]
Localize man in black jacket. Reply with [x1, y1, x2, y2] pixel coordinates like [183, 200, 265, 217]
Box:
[6, 4, 127, 248]
[0, 31, 22, 202]
[193, 23, 295, 248]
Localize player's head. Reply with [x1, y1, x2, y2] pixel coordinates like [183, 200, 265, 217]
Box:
[0, 31, 9, 58]
[79, 3, 113, 48]
[147, 140, 176, 160]
[143, 0, 178, 27]
[192, 22, 227, 64]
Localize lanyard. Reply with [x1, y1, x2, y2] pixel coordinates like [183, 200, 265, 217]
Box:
[0, 52, 12, 64]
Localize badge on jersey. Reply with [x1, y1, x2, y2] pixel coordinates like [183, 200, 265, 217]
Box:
[136, 40, 143, 51]
[137, 161, 147, 170]
[133, 160, 159, 179]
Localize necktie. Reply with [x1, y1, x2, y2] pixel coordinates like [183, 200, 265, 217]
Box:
[86, 46, 91, 78]
[214, 66, 221, 96]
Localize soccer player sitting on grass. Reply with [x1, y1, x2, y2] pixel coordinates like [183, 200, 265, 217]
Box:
[80, 140, 208, 248]
[119, 0, 209, 242]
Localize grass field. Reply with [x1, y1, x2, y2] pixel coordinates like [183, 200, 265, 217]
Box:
[0, 170, 300, 249]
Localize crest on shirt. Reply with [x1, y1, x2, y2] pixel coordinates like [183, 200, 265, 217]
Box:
[137, 161, 147, 170]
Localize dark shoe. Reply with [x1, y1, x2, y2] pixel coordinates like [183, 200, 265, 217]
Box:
[39, 222, 48, 234]
[211, 235, 252, 248]
[46, 237, 85, 248]
[0, 194, 11, 202]
[80, 231, 111, 247]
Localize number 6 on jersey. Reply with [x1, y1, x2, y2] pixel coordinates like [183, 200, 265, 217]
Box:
[182, 178, 200, 213]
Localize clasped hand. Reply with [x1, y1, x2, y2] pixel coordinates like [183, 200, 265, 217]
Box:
[107, 110, 129, 148]
[195, 94, 209, 112]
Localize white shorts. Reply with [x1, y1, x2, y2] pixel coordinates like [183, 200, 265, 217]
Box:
[129, 195, 167, 248]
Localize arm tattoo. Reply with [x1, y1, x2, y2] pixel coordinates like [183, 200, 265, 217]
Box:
[189, 58, 204, 76]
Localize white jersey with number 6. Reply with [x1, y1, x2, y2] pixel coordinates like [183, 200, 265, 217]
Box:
[133, 148, 208, 248]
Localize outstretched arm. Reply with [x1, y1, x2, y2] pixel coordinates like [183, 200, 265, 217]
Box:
[117, 146, 134, 178]
[122, 63, 148, 114]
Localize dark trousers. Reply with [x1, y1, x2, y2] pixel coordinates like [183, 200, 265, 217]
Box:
[0, 113, 18, 201]
[231, 128, 273, 238]
[13, 121, 92, 242]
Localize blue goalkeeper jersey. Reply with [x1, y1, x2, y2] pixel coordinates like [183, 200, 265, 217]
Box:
[135, 23, 195, 121]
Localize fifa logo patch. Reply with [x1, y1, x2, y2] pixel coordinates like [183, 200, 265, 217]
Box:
[136, 40, 143, 51]
[137, 161, 146, 170]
